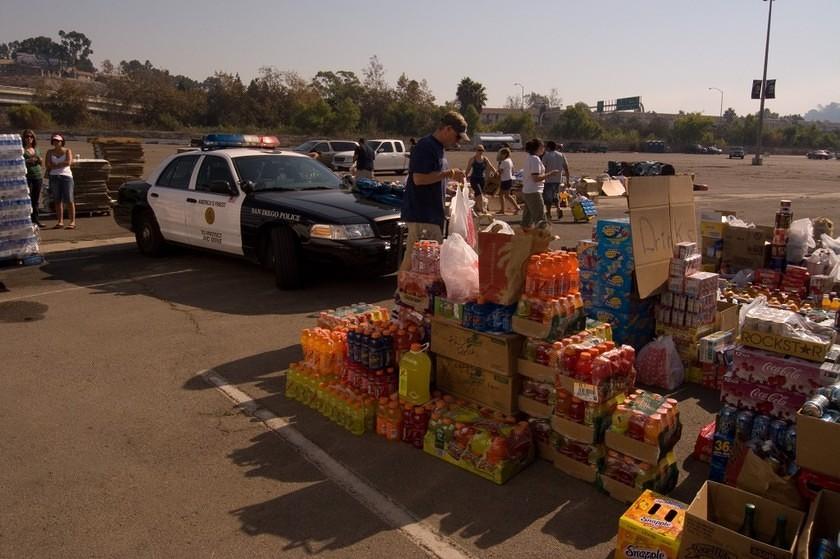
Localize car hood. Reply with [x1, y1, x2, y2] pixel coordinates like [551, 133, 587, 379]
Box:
[252, 189, 400, 224]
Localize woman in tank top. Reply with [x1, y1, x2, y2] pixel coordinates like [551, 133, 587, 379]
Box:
[465, 144, 496, 215]
[44, 133, 75, 229]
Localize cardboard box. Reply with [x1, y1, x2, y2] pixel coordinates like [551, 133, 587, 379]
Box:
[518, 358, 556, 384]
[732, 346, 839, 396]
[605, 423, 682, 465]
[518, 395, 552, 418]
[602, 475, 645, 504]
[797, 490, 840, 559]
[397, 290, 433, 313]
[627, 175, 698, 299]
[720, 377, 807, 421]
[551, 414, 603, 445]
[431, 318, 522, 376]
[596, 218, 633, 244]
[478, 231, 537, 306]
[553, 452, 599, 483]
[435, 356, 518, 414]
[796, 411, 840, 479]
[537, 439, 560, 462]
[617, 490, 688, 559]
[678, 481, 805, 559]
[722, 224, 773, 272]
[700, 210, 738, 240]
[740, 329, 831, 363]
[433, 297, 465, 323]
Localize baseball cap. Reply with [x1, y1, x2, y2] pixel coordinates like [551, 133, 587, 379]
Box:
[440, 111, 470, 143]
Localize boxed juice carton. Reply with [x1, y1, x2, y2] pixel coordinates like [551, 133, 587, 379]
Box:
[617, 490, 688, 559]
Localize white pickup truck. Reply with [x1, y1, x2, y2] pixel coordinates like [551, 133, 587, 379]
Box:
[331, 139, 409, 174]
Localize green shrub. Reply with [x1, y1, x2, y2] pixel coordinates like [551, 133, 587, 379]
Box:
[7, 104, 53, 130]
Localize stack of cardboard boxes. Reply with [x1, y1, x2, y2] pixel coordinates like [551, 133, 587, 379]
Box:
[587, 218, 655, 348]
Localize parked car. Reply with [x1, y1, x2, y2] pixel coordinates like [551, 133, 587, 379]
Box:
[705, 145, 723, 155]
[292, 139, 359, 169]
[643, 140, 667, 153]
[588, 144, 608, 153]
[807, 149, 832, 160]
[113, 134, 404, 289]
[728, 146, 745, 159]
[332, 139, 409, 174]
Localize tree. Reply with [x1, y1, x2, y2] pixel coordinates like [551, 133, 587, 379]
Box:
[58, 30, 93, 71]
[0, 43, 10, 59]
[456, 77, 487, 114]
[497, 112, 535, 138]
[555, 102, 602, 140]
[100, 59, 114, 75]
[723, 108, 737, 123]
[463, 104, 481, 135]
[312, 70, 364, 110]
[43, 81, 90, 126]
[360, 55, 393, 130]
[204, 72, 250, 127]
[671, 113, 715, 146]
[9, 36, 66, 63]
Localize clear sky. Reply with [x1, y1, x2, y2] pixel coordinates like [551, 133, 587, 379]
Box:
[2, 0, 838, 117]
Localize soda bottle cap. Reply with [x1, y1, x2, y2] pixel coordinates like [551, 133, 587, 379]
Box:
[404, 403, 413, 411]
[372, 333, 381, 339]
[414, 406, 425, 414]
[410, 343, 423, 352]
[388, 401, 398, 409]
[579, 351, 592, 361]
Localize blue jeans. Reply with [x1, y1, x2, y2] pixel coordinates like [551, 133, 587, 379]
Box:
[50, 175, 74, 204]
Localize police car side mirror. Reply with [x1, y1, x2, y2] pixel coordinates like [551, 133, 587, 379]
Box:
[210, 179, 237, 196]
[240, 180, 255, 194]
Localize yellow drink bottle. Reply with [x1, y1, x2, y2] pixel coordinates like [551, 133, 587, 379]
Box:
[398, 343, 432, 406]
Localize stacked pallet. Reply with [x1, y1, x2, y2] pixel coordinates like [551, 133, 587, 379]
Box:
[72, 159, 112, 214]
[89, 137, 145, 197]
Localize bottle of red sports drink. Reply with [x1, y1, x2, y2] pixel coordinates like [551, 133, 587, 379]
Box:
[575, 351, 593, 382]
[536, 342, 551, 366]
[555, 389, 571, 417]
[562, 346, 578, 375]
[628, 411, 648, 441]
[591, 355, 611, 385]
[376, 397, 389, 437]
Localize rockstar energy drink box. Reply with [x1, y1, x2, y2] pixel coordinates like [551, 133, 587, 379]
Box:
[617, 490, 688, 559]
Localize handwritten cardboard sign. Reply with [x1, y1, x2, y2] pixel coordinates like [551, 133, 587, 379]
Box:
[627, 175, 697, 298]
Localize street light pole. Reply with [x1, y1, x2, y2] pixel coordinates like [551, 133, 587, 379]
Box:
[753, 0, 774, 166]
[708, 87, 724, 119]
[513, 82, 525, 110]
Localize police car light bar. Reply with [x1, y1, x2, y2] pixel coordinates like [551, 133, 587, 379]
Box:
[201, 133, 280, 150]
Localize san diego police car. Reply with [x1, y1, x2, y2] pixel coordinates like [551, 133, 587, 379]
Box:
[114, 134, 404, 289]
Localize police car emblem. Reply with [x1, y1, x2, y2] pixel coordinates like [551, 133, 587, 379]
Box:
[205, 207, 215, 225]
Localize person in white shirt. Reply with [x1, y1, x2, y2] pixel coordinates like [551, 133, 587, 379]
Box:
[541, 140, 570, 221]
[521, 138, 560, 230]
[495, 147, 520, 215]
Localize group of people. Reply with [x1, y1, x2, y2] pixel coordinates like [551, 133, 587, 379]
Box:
[399, 110, 571, 271]
[464, 139, 571, 224]
[22, 130, 77, 230]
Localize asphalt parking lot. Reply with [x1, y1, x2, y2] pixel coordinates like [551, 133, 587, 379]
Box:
[2, 150, 839, 558]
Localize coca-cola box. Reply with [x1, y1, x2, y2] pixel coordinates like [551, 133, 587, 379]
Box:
[720, 377, 807, 421]
[732, 345, 840, 396]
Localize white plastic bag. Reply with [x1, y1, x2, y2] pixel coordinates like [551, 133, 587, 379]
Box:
[821, 233, 840, 255]
[731, 269, 754, 287]
[448, 183, 476, 247]
[805, 248, 837, 275]
[787, 218, 815, 263]
[635, 335, 684, 390]
[725, 215, 754, 228]
[440, 233, 479, 303]
[481, 219, 514, 235]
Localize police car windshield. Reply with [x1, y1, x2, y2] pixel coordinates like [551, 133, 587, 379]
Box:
[233, 155, 341, 191]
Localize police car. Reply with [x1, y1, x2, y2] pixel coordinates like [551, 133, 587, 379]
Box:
[113, 134, 404, 289]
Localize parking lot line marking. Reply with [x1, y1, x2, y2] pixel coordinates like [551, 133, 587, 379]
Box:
[201, 368, 475, 559]
[0, 269, 196, 303]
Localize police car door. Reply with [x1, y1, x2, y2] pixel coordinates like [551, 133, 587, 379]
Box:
[187, 154, 244, 255]
[147, 154, 199, 244]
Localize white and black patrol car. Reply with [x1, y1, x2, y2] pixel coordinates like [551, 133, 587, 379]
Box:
[113, 134, 404, 289]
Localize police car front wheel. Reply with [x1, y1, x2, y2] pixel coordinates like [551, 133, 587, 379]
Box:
[271, 227, 303, 290]
[135, 210, 165, 256]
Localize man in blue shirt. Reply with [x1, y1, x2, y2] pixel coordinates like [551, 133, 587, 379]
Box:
[400, 111, 469, 270]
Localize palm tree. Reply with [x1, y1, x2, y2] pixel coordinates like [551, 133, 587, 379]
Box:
[456, 77, 488, 114]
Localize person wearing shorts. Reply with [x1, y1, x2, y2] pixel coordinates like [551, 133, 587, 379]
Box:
[45, 133, 76, 229]
[497, 147, 520, 215]
[521, 138, 560, 230]
[465, 145, 496, 215]
[541, 140, 570, 221]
